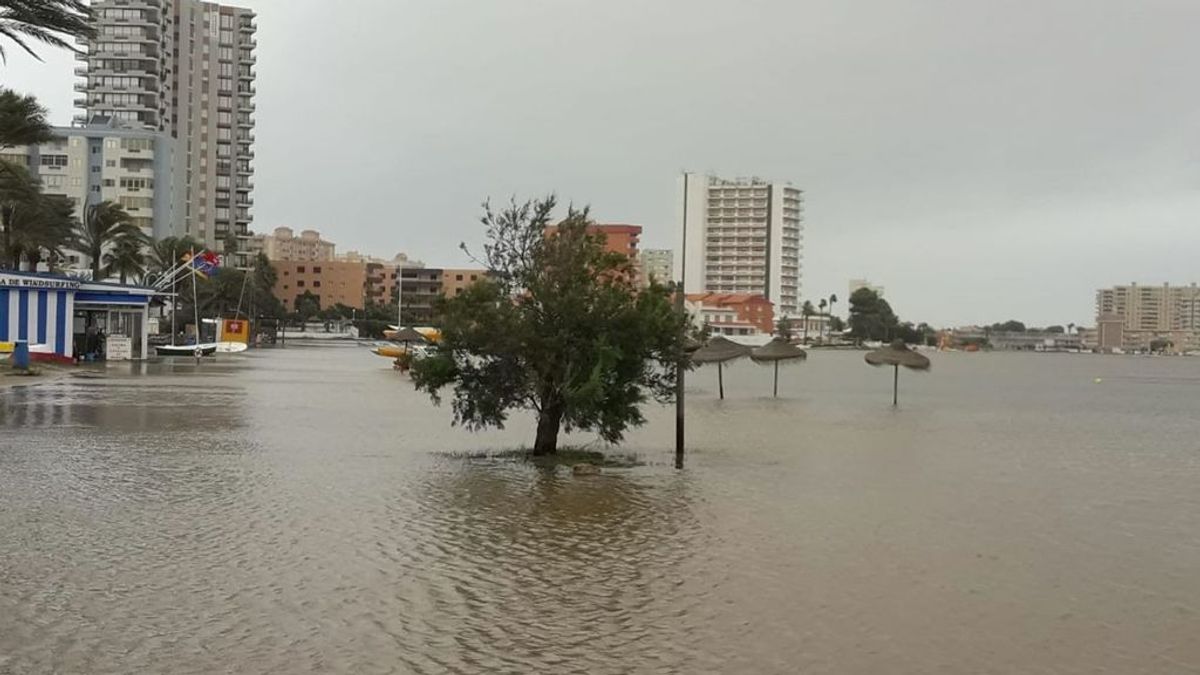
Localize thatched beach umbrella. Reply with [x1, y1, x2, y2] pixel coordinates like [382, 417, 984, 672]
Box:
[751, 337, 807, 397]
[389, 327, 428, 357]
[865, 339, 931, 406]
[690, 336, 752, 399]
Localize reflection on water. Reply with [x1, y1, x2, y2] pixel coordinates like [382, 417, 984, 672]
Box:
[1, 345, 1198, 673]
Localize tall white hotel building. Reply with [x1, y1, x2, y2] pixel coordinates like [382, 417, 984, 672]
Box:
[677, 173, 804, 316]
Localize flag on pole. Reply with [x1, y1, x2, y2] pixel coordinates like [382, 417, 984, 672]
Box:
[182, 250, 222, 278]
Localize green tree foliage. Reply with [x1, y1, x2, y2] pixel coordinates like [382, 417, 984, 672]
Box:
[249, 253, 283, 319]
[1044, 325, 1065, 334]
[174, 266, 280, 325]
[75, 200, 139, 279]
[0, 88, 54, 149]
[847, 287, 899, 342]
[412, 195, 690, 455]
[145, 235, 203, 281]
[0, 1, 94, 63]
[0, 159, 76, 269]
[828, 315, 846, 333]
[293, 290, 320, 325]
[989, 320, 1026, 333]
[102, 231, 148, 284]
[895, 321, 938, 346]
[800, 300, 816, 340]
[775, 316, 794, 340]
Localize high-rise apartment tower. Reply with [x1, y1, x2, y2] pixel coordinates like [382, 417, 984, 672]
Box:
[677, 173, 803, 316]
[77, 0, 257, 264]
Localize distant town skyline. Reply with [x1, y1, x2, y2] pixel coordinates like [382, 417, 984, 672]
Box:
[4, 0, 1198, 326]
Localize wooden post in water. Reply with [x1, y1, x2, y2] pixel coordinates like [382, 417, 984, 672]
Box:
[893, 364, 899, 406]
[773, 361, 779, 398]
[675, 172, 689, 470]
[718, 362, 724, 400]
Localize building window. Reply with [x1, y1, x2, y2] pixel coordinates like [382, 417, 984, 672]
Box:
[39, 154, 68, 167]
[297, 266, 305, 273]
[120, 138, 153, 151]
[313, 281, 321, 288]
[313, 266, 321, 273]
[455, 274, 463, 281]
[297, 280, 305, 287]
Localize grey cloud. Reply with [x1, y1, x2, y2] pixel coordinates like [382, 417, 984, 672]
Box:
[5, 0, 1198, 325]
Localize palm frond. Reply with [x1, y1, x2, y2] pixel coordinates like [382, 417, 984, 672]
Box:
[0, 0, 94, 62]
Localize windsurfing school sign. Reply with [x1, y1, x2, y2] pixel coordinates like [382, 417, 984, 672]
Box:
[0, 273, 82, 290]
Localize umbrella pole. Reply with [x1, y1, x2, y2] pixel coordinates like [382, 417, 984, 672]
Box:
[718, 362, 724, 400]
[893, 364, 899, 406]
[773, 361, 779, 398]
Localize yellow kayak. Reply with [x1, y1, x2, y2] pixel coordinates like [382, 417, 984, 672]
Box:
[372, 344, 407, 358]
[382, 327, 441, 343]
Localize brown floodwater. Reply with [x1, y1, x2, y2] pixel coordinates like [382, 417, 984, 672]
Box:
[1, 344, 1198, 674]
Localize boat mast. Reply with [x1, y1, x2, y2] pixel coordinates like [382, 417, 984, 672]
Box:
[191, 250, 201, 361]
[170, 247, 177, 346]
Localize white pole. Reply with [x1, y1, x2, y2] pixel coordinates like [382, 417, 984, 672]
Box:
[397, 259, 404, 329]
[170, 248, 177, 346]
[191, 251, 201, 363]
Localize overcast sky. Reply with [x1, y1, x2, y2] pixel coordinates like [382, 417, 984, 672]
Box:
[4, 0, 1198, 326]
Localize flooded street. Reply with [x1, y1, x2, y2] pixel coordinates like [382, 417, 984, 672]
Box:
[2, 345, 1198, 674]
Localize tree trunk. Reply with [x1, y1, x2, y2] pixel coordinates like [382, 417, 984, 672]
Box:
[533, 402, 564, 455]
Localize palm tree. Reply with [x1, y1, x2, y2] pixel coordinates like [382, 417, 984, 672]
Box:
[0, 157, 39, 268]
[1067, 322, 1076, 335]
[800, 300, 816, 342]
[11, 192, 75, 270]
[75, 200, 138, 280]
[147, 235, 201, 274]
[0, 0, 94, 63]
[828, 293, 838, 322]
[818, 299, 828, 339]
[0, 88, 55, 150]
[102, 232, 148, 284]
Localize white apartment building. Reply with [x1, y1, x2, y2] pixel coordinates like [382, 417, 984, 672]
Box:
[677, 173, 803, 316]
[0, 117, 176, 271]
[639, 248, 674, 287]
[1095, 282, 1200, 353]
[77, 0, 257, 265]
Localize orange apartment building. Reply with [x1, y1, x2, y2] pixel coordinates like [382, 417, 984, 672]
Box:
[272, 260, 489, 315]
[685, 293, 775, 336]
[545, 224, 642, 258]
[273, 261, 370, 311]
[442, 268, 488, 298]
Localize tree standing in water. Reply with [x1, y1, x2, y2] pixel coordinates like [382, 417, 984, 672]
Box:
[412, 195, 690, 455]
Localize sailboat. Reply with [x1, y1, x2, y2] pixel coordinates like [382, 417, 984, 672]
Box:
[155, 250, 219, 357]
